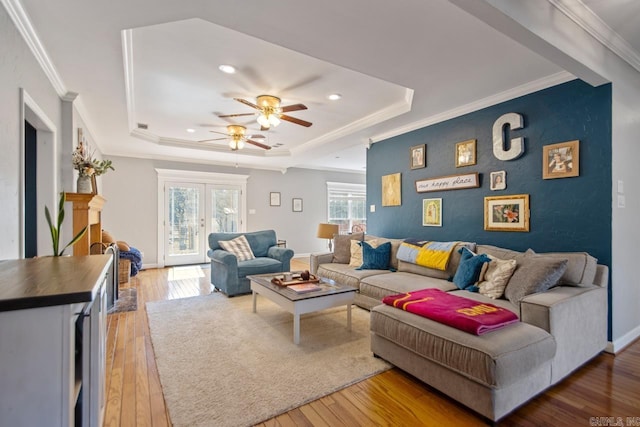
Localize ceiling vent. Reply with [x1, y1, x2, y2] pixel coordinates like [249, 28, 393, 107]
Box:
[137, 123, 149, 130]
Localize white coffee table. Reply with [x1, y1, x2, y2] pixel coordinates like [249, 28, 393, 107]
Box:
[248, 273, 357, 345]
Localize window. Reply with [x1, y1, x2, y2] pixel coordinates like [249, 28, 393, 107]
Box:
[327, 182, 366, 234]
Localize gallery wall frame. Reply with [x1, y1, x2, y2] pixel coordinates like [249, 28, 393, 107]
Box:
[269, 192, 281, 206]
[543, 140, 579, 179]
[382, 173, 402, 206]
[455, 139, 477, 167]
[422, 198, 442, 227]
[484, 194, 530, 232]
[410, 144, 426, 169]
[490, 171, 506, 191]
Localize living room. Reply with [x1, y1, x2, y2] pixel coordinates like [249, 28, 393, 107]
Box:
[1, 0, 640, 426]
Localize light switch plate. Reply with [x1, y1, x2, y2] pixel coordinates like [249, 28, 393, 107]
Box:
[618, 195, 626, 208]
[370, 204, 376, 213]
[617, 180, 624, 194]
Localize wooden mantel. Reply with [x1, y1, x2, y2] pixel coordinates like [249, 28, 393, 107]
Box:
[64, 192, 106, 256]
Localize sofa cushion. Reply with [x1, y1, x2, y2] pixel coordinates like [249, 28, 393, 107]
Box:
[332, 232, 364, 264]
[370, 304, 555, 388]
[526, 250, 597, 286]
[504, 256, 568, 305]
[317, 262, 391, 289]
[237, 257, 283, 278]
[477, 255, 517, 299]
[357, 241, 391, 270]
[452, 247, 490, 291]
[360, 272, 457, 303]
[476, 245, 528, 262]
[219, 235, 255, 261]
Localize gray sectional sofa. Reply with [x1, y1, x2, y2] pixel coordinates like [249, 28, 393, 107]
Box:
[310, 235, 608, 422]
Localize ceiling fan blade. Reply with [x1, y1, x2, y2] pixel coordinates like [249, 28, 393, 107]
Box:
[218, 113, 256, 118]
[198, 137, 227, 142]
[208, 130, 231, 136]
[280, 114, 313, 127]
[234, 98, 260, 110]
[246, 139, 271, 150]
[248, 134, 266, 140]
[280, 103, 307, 113]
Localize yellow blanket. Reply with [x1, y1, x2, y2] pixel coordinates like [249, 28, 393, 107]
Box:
[397, 240, 459, 271]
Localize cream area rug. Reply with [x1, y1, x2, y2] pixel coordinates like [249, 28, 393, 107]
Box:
[146, 292, 390, 427]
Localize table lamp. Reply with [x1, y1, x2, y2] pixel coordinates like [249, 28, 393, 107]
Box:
[317, 223, 339, 252]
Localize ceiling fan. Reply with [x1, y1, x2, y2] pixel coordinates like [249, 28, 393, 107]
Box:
[219, 95, 312, 130]
[199, 125, 271, 151]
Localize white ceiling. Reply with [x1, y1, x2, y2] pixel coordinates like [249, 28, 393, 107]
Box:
[11, 0, 640, 173]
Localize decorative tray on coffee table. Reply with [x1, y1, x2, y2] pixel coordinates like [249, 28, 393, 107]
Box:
[270, 272, 320, 287]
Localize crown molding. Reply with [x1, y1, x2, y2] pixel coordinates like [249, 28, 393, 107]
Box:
[370, 71, 574, 144]
[548, 0, 640, 73]
[2, 0, 69, 97]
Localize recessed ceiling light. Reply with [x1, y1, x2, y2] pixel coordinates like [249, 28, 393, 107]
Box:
[218, 64, 236, 74]
[186, 128, 195, 133]
[328, 93, 342, 101]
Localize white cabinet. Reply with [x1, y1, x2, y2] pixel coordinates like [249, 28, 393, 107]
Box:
[0, 256, 111, 427]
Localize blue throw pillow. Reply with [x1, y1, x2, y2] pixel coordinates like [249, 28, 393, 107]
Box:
[452, 247, 490, 291]
[357, 241, 391, 270]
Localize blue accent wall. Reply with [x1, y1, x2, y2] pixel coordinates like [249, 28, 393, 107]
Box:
[367, 80, 612, 270]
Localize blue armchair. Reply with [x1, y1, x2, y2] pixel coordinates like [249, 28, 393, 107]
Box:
[207, 230, 294, 296]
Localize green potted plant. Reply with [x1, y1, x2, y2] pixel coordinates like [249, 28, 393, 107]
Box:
[44, 192, 87, 256]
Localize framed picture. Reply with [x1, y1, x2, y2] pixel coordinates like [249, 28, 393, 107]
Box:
[382, 173, 401, 207]
[543, 140, 579, 179]
[484, 194, 530, 232]
[269, 192, 281, 206]
[455, 139, 477, 167]
[292, 198, 303, 212]
[410, 144, 426, 169]
[490, 171, 506, 191]
[422, 198, 442, 227]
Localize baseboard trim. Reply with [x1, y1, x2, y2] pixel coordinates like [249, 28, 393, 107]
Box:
[606, 325, 640, 354]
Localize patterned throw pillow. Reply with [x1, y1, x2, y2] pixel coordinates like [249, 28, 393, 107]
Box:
[332, 232, 364, 263]
[349, 238, 381, 267]
[477, 255, 517, 299]
[218, 235, 255, 262]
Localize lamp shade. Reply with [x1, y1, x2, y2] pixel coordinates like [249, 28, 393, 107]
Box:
[317, 223, 339, 239]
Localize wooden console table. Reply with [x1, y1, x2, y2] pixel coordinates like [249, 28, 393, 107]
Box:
[64, 192, 105, 256]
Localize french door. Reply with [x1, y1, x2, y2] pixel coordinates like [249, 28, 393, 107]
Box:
[163, 182, 244, 266]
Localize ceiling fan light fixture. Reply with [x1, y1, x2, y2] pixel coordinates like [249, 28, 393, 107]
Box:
[257, 114, 271, 128]
[269, 114, 281, 127]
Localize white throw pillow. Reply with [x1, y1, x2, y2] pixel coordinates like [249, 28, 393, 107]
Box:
[477, 255, 517, 299]
[219, 235, 255, 262]
[349, 238, 381, 267]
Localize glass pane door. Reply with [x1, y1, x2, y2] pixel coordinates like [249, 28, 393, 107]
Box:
[165, 182, 205, 265]
[209, 185, 241, 233]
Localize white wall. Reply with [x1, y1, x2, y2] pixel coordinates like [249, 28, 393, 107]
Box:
[0, 5, 63, 259]
[101, 155, 364, 266]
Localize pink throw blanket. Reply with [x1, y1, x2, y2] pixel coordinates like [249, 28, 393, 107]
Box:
[382, 288, 518, 335]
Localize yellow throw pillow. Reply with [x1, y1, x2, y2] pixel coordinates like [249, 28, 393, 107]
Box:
[477, 255, 518, 299]
[349, 238, 381, 267]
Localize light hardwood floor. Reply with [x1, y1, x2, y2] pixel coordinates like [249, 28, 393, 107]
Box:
[105, 258, 640, 426]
